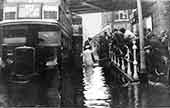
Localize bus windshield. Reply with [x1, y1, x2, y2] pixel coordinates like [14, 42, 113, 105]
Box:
[2, 25, 28, 44]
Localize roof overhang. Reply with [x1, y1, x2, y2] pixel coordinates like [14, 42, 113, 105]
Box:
[67, 0, 156, 14]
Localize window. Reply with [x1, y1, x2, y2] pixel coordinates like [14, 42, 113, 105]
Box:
[5, 12, 16, 20]
[120, 13, 123, 19]
[115, 10, 129, 22]
[38, 31, 61, 46]
[43, 4, 58, 20]
[4, 5, 17, 20]
[124, 14, 128, 19]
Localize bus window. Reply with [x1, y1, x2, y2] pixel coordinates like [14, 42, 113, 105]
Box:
[2, 25, 28, 44]
[38, 31, 61, 46]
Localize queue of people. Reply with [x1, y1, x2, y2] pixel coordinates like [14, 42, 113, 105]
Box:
[83, 27, 170, 83]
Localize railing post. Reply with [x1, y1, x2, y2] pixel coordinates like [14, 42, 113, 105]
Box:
[133, 39, 139, 80]
[117, 56, 120, 67]
[127, 47, 132, 77]
[121, 57, 125, 71]
[114, 54, 116, 64]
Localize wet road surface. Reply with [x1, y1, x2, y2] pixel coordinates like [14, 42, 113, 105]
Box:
[0, 66, 170, 108]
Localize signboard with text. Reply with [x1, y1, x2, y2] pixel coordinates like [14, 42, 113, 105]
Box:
[18, 4, 41, 18]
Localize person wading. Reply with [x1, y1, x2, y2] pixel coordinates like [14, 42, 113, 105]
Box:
[82, 45, 95, 77]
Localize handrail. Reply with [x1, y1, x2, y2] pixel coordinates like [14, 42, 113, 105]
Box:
[110, 39, 139, 81]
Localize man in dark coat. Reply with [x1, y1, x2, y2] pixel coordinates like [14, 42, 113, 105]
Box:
[84, 37, 92, 50]
[146, 33, 169, 81]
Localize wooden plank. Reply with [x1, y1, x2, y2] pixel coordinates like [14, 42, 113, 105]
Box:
[112, 63, 135, 82]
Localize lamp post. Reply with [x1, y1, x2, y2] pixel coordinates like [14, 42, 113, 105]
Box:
[136, 0, 148, 83]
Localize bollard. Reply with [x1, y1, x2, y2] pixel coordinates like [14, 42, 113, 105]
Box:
[132, 40, 139, 80]
[121, 57, 125, 71]
[127, 47, 132, 77]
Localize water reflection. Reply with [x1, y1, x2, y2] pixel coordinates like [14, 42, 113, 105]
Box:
[134, 85, 140, 108]
[83, 67, 111, 108]
[128, 86, 133, 108]
[82, 66, 145, 108]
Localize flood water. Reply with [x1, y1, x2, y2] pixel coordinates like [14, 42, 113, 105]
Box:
[83, 66, 170, 108]
[83, 67, 111, 108]
[0, 66, 170, 108]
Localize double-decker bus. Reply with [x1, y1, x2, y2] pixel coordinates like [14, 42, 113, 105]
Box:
[0, 0, 72, 83]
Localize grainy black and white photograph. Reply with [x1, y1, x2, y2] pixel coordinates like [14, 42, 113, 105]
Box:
[0, 0, 170, 108]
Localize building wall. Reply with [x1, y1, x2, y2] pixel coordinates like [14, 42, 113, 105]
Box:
[129, 0, 170, 36]
[149, 0, 170, 36]
[101, 10, 132, 31]
[101, 11, 113, 28]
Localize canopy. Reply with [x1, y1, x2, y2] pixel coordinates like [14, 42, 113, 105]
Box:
[67, 0, 155, 14]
